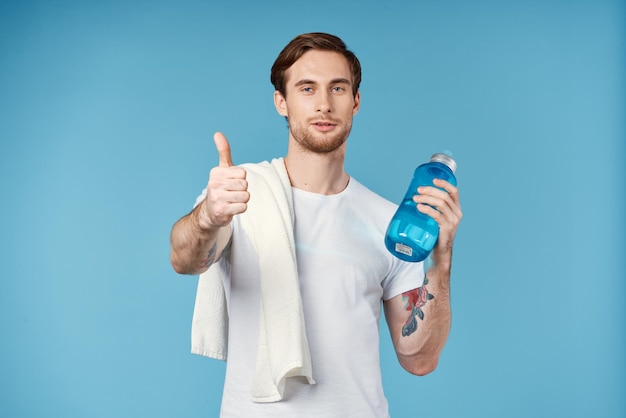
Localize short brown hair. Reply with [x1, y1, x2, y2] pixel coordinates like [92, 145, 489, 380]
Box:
[270, 32, 361, 97]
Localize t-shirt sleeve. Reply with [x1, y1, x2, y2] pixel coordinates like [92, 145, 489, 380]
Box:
[381, 256, 426, 301]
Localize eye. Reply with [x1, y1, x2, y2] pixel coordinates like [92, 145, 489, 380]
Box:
[332, 86, 346, 93]
[301, 86, 314, 94]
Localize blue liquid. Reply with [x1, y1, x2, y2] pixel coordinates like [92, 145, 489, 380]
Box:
[385, 160, 457, 262]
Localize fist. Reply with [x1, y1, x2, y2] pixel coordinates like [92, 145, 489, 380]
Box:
[199, 132, 250, 229]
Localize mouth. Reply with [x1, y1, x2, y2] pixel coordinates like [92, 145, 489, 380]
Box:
[311, 120, 338, 132]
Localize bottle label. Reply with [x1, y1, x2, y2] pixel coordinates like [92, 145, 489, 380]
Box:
[395, 243, 413, 257]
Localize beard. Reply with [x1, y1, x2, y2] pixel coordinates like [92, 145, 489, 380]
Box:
[287, 117, 353, 154]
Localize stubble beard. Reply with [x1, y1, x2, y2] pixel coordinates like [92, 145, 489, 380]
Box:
[287, 118, 353, 154]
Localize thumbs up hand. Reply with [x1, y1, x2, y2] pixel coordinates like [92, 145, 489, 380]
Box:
[198, 132, 250, 229]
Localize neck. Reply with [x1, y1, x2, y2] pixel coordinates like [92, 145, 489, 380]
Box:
[284, 142, 349, 195]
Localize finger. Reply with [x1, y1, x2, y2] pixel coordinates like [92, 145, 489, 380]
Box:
[212, 188, 250, 205]
[433, 178, 458, 196]
[416, 202, 459, 232]
[431, 179, 462, 215]
[214, 132, 233, 167]
[416, 185, 449, 201]
[419, 182, 460, 207]
[414, 193, 460, 219]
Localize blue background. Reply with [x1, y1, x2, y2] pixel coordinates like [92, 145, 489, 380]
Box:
[1, 0, 624, 417]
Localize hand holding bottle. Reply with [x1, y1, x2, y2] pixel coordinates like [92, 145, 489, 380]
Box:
[413, 177, 462, 258]
[385, 153, 461, 262]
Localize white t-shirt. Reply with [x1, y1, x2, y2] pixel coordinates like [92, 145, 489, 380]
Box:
[212, 177, 425, 417]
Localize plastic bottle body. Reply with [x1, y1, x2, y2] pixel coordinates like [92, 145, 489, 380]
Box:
[385, 158, 457, 262]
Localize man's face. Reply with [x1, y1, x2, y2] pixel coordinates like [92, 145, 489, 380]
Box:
[274, 50, 360, 154]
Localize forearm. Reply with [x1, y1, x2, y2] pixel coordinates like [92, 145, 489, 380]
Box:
[397, 260, 451, 375]
[386, 249, 453, 376]
[169, 204, 223, 275]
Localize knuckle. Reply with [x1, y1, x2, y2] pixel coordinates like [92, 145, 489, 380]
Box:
[209, 166, 223, 178]
[207, 177, 222, 191]
[207, 190, 222, 204]
[230, 166, 245, 178]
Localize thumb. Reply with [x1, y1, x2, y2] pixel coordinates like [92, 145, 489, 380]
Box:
[213, 132, 233, 167]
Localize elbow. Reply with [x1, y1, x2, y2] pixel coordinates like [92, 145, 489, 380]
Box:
[411, 362, 438, 377]
[170, 253, 193, 275]
[170, 258, 186, 275]
[170, 254, 208, 276]
[407, 363, 438, 377]
[171, 261, 187, 275]
[400, 355, 440, 377]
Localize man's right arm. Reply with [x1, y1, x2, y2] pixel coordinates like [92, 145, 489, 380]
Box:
[169, 132, 249, 275]
[169, 204, 233, 275]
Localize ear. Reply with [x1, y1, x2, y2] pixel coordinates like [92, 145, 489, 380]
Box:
[352, 90, 361, 115]
[274, 91, 288, 117]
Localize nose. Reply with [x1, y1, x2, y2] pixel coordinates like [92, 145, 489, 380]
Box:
[315, 90, 332, 113]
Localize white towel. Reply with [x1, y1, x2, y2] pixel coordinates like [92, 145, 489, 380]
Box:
[191, 158, 315, 403]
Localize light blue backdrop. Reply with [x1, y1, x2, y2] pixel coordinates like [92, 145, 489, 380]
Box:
[1, 0, 624, 417]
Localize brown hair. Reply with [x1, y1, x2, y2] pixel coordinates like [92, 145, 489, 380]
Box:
[270, 32, 361, 97]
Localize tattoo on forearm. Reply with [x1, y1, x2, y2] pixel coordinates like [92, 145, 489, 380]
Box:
[401, 277, 435, 337]
[201, 243, 218, 268]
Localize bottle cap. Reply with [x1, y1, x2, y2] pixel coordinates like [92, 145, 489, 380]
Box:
[430, 153, 457, 173]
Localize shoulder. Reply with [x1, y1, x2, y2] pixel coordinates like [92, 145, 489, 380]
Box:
[240, 158, 289, 185]
[347, 177, 397, 212]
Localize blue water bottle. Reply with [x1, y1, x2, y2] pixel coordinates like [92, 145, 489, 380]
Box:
[385, 153, 457, 262]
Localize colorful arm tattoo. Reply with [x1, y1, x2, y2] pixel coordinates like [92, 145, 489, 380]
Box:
[401, 277, 435, 337]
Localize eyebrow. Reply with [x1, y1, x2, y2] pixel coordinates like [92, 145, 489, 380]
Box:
[294, 78, 352, 87]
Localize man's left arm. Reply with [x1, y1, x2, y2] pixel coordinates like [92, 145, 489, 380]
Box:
[383, 178, 462, 376]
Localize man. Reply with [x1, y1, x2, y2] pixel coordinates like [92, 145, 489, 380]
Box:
[170, 32, 462, 417]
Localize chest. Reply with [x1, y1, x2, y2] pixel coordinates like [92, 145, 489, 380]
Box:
[292, 191, 391, 309]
